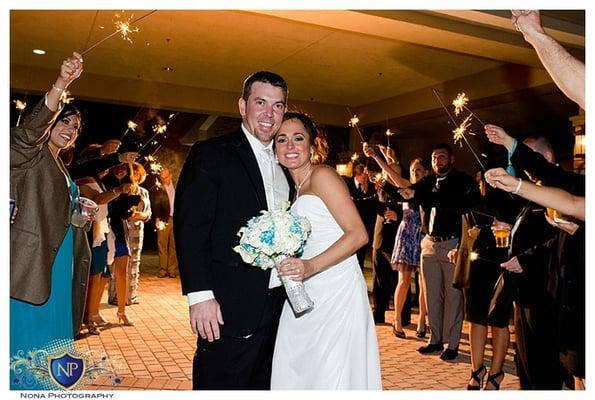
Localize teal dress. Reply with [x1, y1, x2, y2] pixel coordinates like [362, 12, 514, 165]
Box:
[10, 180, 77, 390]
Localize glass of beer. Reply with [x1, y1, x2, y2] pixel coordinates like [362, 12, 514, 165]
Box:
[491, 220, 511, 248]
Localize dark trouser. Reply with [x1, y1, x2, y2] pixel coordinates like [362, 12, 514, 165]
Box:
[514, 299, 564, 390]
[192, 287, 285, 390]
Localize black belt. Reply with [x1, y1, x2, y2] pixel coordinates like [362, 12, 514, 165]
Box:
[426, 234, 457, 242]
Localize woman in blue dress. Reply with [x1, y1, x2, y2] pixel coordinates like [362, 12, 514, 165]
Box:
[10, 53, 90, 390]
[363, 145, 430, 338]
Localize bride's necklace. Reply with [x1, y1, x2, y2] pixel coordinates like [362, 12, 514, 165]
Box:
[295, 166, 314, 196]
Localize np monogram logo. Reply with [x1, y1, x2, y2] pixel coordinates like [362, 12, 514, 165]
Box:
[48, 352, 86, 390]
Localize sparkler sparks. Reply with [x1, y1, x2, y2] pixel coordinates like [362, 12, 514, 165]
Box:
[351, 153, 360, 162]
[453, 115, 472, 146]
[127, 120, 138, 130]
[114, 14, 140, 43]
[61, 90, 74, 104]
[80, 10, 157, 56]
[385, 128, 395, 148]
[349, 115, 360, 127]
[14, 99, 27, 110]
[452, 92, 469, 116]
[152, 123, 167, 134]
[469, 251, 479, 261]
[431, 88, 486, 171]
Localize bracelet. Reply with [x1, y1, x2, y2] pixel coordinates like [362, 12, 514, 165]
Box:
[52, 84, 65, 92]
[512, 178, 523, 194]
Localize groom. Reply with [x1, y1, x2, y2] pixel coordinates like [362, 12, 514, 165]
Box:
[174, 71, 293, 389]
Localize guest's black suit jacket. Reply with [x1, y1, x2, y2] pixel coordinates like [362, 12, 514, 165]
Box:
[174, 129, 293, 338]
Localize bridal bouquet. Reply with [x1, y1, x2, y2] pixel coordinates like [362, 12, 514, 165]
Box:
[234, 201, 314, 313]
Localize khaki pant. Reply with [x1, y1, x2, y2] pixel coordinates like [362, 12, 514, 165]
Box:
[420, 236, 463, 349]
[158, 216, 178, 276]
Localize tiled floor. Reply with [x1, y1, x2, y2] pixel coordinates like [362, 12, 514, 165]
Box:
[77, 252, 519, 390]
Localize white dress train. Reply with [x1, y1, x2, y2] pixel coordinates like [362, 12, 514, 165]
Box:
[271, 194, 382, 390]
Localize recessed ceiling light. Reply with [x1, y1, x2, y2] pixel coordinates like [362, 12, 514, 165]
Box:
[163, 66, 173, 72]
[33, 49, 46, 55]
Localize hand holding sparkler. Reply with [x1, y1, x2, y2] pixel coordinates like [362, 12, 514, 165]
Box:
[118, 152, 140, 164]
[484, 168, 520, 193]
[484, 124, 516, 152]
[500, 256, 523, 273]
[47, 52, 83, 109]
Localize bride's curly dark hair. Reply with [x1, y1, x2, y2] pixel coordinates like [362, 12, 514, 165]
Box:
[282, 111, 328, 164]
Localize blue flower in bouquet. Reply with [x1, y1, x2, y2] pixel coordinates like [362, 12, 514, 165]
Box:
[233, 201, 311, 270]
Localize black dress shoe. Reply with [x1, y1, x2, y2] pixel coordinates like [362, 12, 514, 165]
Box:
[440, 348, 459, 360]
[417, 343, 443, 354]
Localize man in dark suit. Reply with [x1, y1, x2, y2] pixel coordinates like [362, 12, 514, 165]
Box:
[174, 71, 292, 390]
[346, 164, 377, 270]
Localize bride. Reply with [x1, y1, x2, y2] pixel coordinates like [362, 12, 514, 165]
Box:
[271, 111, 382, 390]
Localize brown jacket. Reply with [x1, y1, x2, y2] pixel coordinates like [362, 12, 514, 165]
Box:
[10, 98, 90, 337]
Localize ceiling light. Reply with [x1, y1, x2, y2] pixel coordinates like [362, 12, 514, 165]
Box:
[32, 49, 46, 55]
[163, 66, 173, 72]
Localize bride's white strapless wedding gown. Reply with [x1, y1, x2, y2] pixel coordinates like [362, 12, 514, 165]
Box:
[271, 194, 382, 390]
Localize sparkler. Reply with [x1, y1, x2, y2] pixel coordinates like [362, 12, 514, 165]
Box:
[137, 112, 178, 153]
[385, 129, 395, 149]
[469, 251, 500, 265]
[351, 153, 360, 163]
[431, 88, 486, 171]
[145, 155, 163, 174]
[452, 115, 472, 146]
[119, 120, 139, 141]
[14, 99, 27, 126]
[81, 10, 157, 56]
[347, 108, 365, 142]
[452, 92, 486, 126]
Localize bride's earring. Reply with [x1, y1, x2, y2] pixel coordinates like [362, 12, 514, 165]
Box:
[275, 154, 279, 164]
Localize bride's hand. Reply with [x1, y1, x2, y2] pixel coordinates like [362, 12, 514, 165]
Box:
[277, 257, 312, 281]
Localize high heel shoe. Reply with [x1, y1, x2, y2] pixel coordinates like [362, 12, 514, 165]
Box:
[87, 322, 101, 335]
[392, 325, 406, 339]
[485, 371, 504, 390]
[415, 328, 426, 338]
[88, 314, 109, 327]
[117, 312, 134, 326]
[466, 364, 486, 390]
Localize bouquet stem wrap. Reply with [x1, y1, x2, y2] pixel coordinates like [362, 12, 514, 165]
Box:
[275, 255, 314, 314]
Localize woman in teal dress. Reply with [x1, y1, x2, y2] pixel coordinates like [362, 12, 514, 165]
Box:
[10, 53, 90, 390]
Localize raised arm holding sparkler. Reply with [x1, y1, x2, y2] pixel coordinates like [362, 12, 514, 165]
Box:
[363, 142, 409, 188]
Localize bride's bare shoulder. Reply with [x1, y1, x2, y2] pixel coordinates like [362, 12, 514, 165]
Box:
[311, 165, 349, 191]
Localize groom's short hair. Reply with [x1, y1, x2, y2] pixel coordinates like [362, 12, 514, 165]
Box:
[242, 71, 288, 102]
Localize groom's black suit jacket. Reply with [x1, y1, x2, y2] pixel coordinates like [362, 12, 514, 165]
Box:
[174, 129, 294, 338]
